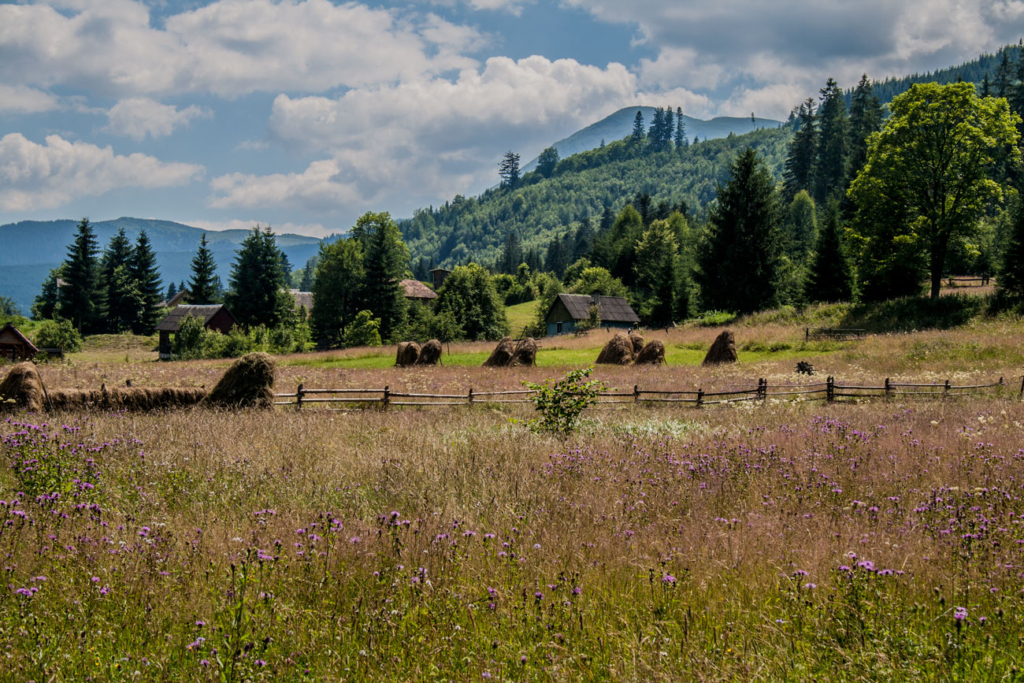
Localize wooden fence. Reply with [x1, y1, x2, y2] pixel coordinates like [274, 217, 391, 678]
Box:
[273, 376, 1014, 410]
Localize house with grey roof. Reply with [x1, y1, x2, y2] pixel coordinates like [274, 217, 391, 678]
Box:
[543, 294, 639, 337]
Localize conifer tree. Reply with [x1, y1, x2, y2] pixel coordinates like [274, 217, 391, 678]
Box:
[630, 110, 645, 146]
[804, 199, 853, 303]
[499, 230, 522, 274]
[674, 107, 687, 149]
[697, 148, 784, 314]
[847, 74, 884, 182]
[536, 147, 560, 178]
[188, 233, 221, 304]
[356, 212, 409, 342]
[995, 49, 1013, 98]
[310, 237, 365, 348]
[102, 228, 138, 333]
[999, 197, 1024, 298]
[814, 78, 851, 205]
[665, 107, 675, 149]
[785, 191, 818, 263]
[782, 99, 817, 201]
[573, 218, 595, 262]
[647, 107, 665, 152]
[32, 265, 66, 321]
[498, 151, 521, 190]
[59, 218, 105, 333]
[226, 226, 293, 329]
[167, 282, 177, 300]
[981, 73, 991, 98]
[130, 231, 164, 335]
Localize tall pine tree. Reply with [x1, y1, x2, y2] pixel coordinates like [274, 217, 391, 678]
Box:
[847, 74, 884, 183]
[674, 107, 687, 149]
[697, 148, 784, 314]
[995, 49, 1013, 98]
[813, 78, 850, 205]
[130, 231, 163, 335]
[782, 99, 818, 202]
[188, 233, 221, 304]
[999, 197, 1024, 298]
[310, 237, 365, 348]
[58, 218, 105, 333]
[630, 110, 645, 146]
[804, 199, 853, 303]
[226, 226, 294, 329]
[102, 228, 138, 333]
[355, 212, 409, 342]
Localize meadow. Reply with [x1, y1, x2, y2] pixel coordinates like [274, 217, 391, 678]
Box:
[2, 312, 1024, 681]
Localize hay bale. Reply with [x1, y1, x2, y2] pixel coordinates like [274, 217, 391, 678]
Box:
[702, 330, 738, 366]
[48, 389, 98, 411]
[204, 353, 276, 408]
[0, 362, 45, 413]
[416, 340, 442, 366]
[396, 342, 421, 367]
[634, 339, 666, 366]
[508, 338, 538, 367]
[108, 387, 208, 411]
[628, 333, 645, 356]
[596, 333, 634, 365]
[483, 337, 515, 367]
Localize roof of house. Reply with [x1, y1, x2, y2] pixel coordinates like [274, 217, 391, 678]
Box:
[289, 289, 314, 310]
[0, 323, 39, 353]
[550, 294, 640, 324]
[400, 279, 438, 300]
[429, 268, 452, 274]
[155, 305, 235, 332]
[160, 289, 190, 308]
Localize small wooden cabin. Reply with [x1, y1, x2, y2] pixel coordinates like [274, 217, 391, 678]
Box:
[156, 305, 238, 360]
[400, 279, 438, 304]
[0, 323, 39, 361]
[544, 294, 639, 337]
[430, 268, 452, 291]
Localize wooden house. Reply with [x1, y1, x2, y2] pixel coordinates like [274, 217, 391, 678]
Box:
[544, 294, 639, 336]
[429, 268, 452, 291]
[400, 279, 438, 304]
[156, 305, 238, 360]
[0, 323, 39, 361]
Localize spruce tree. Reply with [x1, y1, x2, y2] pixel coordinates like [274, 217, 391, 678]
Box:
[573, 218, 595, 262]
[674, 107, 687, 149]
[310, 238, 365, 348]
[999, 197, 1024, 298]
[664, 107, 675, 150]
[498, 151, 521, 190]
[32, 265, 66, 321]
[995, 50, 1013, 98]
[130, 231, 163, 335]
[167, 282, 177, 300]
[786, 191, 818, 263]
[357, 212, 409, 342]
[226, 226, 293, 329]
[782, 99, 818, 201]
[630, 110, 645, 146]
[58, 218, 105, 333]
[647, 107, 665, 152]
[981, 73, 991, 98]
[813, 78, 850, 205]
[804, 199, 853, 303]
[847, 74, 883, 182]
[189, 233, 221, 304]
[102, 228, 138, 333]
[697, 148, 784, 314]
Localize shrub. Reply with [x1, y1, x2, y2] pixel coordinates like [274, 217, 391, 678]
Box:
[34, 318, 83, 353]
[524, 367, 606, 436]
[342, 311, 383, 348]
[171, 315, 206, 360]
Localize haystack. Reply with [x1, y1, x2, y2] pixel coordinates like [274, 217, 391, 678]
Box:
[203, 352, 276, 408]
[396, 342, 421, 367]
[0, 362, 46, 413]
[416, 340, 442, 366]
[702, 330, 738, 366]
[634, 339, 666, 365]
[628, 333, 645, 356]
[508, 338, 538, 367]
[46, 387, 208, 412]
[596, 333, 634, 365]
[483, 337, 515, 367]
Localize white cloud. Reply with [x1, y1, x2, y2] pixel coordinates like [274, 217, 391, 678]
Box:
[209, 55, 650, 213]
[0, 133, 204, 211]
[0, 85, 61, 114]
[0, 0, 483, 99]
[106, 98, 212, 141]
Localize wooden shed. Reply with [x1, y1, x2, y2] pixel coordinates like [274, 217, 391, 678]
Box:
[400, 279, 438, 303]
[156, 305, 238, 360]
[0, 323, 39, 361]
[544, 294, 639, 336]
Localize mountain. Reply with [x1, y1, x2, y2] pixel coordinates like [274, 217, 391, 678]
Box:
[523, 107, 782, 171]
[0, 218, 323, 315]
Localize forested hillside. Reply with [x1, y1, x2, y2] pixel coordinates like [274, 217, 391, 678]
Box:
[400, 126, 791, 269]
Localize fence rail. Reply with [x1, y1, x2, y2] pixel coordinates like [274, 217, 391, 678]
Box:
[273, 376, 1015, 411]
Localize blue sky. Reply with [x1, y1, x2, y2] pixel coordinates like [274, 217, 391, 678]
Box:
[2, 0, 1023, 237]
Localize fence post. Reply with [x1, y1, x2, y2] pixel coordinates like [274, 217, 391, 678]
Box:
[634, 384, 640, 403]
[383, 385, 390, 410]
[884, 377, 891, 400]
[468, 388, 474, 406]
[805, 327, 809, 343]
[757, 378, 767, 402]
[696, 388, 704, 408]
[826, 376, 835, 403]
[297, 383, 304, 411]
[944, 379, 950, 398]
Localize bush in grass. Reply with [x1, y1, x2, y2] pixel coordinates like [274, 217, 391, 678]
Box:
[34, 318, 83, 353]
[171, 314, 206, 360]
[524, 367, 606, 436]
[342, 310, 383, 348]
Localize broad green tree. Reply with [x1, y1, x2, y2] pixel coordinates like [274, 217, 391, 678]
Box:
[849, 82, 1021, 299]
[804, 199, 854, 303]
[536, 147, 560, 178]
[310, 238, 365, 348]
[226, 226, 294, 329]
[567, 266, 629, 299]
[435, 263, 510, 341]
[130, 231, 164, 335]
[189, 233, 222, 304]
[697, 148, 784, 314]
[58, 218, 105, 333]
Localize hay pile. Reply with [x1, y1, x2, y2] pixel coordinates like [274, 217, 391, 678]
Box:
[0, 362, 46, 413]
[634, 340, 666, 365]
[483, 337, 515, 367]
[703, 330, 738, 366]
[203, 352, 276, 408]
[396, 342, 421, 367]
[416, 340, 442, 366]
[628, 333, 645, 356]
[596, 333, 635, 365]
[508, 338, 538, 367]
[48, 387, 207, 411]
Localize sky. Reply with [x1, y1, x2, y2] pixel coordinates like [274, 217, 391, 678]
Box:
[1, 0, 1023, 238]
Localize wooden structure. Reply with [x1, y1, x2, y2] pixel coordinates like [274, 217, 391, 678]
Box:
[544, 294, 639, 337]
[156, 305, 238, 360]
[160, 289, 189, 308]
[430, 268, 452, 291]
[0, 323, 39, 361]
[400, 279, 438, 303]
[289, 290, 314, 314]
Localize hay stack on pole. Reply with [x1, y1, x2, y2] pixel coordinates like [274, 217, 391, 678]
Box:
[483, 337, 515, 367]
[396, 342, 421, 367]
[416, 340, 443, 366]
[0, 362, 47, 413]
[702, 330, 738, 366]
[634, 340, 666, 365]
[628, 333, 645, 357]
[204, 353, 276, 408]
[596, 333, 635, 365]
[508, 338, 538, 367]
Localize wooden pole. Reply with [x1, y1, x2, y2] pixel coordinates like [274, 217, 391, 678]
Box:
[944, 379, 950, 398]
[884, 377, 891, 400]
[826, 376, 834, 403]
[384, 385, 390, 410]
[634, 384, 640, 403]
[696, 388, 704, 408]
[297, 383, 304, 411]
[468, 388, 474, 406]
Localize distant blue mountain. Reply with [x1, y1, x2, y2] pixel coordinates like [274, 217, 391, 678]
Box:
[524, 107, 783, 171]
[0, 218, 323, 316]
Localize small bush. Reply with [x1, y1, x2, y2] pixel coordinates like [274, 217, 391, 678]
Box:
[171, 315, 206, 360]
[34, 318, 83, 353]
[693, 310, 737, 327]
[342, 311, 383, 349]
[524, 367, 606, 436]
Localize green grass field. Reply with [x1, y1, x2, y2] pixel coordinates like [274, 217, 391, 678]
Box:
[505, 300, 540, 335]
